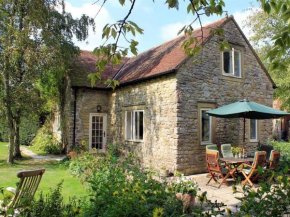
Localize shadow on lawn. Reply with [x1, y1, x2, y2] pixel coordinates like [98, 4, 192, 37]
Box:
[0, 157, 59, 168]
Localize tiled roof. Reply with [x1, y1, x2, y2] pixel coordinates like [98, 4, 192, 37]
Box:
[113, 18, 227, 84]
[70, 17, 228, 88]
[70, 17, 275, 89]
[70, 51, 129, 88]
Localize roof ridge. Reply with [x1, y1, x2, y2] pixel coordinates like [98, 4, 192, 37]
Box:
[131, 17, 229, 59]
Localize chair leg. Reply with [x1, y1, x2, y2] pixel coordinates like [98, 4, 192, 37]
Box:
[207, 172, 218, 185]
[218, 172, 230, 188]
[241, 171, 253, 186]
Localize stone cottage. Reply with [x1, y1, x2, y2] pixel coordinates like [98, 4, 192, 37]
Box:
[57, 16, 276, 174]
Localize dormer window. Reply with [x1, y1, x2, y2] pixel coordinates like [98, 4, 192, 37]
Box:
[222, 49, 241, 78]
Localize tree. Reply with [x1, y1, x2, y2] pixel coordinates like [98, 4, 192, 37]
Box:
[0, 0, 94, 163]
[91, 0, 290, 88]
[245, 5, 290, 110]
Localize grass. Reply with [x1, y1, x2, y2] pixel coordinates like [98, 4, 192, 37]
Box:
[0, 142, 88, 201]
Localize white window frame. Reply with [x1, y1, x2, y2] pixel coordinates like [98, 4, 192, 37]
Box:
[200, 108, 212, 145]
[125, 110, 144, 142]
[222, 48, 242, 78]
[89, 113, 107, 152]
[250, 119, 258, 142]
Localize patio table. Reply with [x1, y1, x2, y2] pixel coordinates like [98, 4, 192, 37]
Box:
[220, 157, 254, 181]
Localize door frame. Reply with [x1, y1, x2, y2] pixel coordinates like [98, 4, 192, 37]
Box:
[89, 113, 107, 152]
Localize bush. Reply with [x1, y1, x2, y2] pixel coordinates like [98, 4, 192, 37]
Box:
[1, 182, 84, 217]
[83, 154, 184, 217]
[69, 152, 100, 184]
[233, 168, 290, 216]
[267, 140, 290, 172]
[0, 117, 39, 145]
[32, 124, 62, 154]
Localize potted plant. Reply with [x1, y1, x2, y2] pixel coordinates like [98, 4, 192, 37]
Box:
[160, 166, 169, 177]
[168, 173, 200, 213]
[231, 147, 239, 158]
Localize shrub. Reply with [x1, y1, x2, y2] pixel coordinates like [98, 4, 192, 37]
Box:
[267, 140, 290, 172]
[233, 168, 290, 216]
[0, 117, 39, 145]
[68, 152, 99, 184]
[19, 117, 40, 146]
[1, 182, 84, 217]
[32, 124, 62, 154]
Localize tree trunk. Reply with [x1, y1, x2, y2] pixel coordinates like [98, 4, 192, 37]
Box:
[13, 115, 22, 158]
[4, 67, 15, 164]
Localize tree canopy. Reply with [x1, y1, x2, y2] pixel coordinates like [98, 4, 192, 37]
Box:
[245, 4, 290, 111]
[0, 0, 94, 163]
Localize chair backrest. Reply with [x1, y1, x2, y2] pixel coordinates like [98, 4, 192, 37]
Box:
[269, 150, 280, 170]
[251, 151, 267, 171]
[221, 144, 233, 158]
[8, 169, 45, 209]
[206, 144, 218, 151]
[258, 144, 274, 159]
[206, 150, 222, 172]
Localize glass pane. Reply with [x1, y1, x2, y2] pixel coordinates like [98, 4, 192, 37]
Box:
[139, 112, 143, 140]
[234, 51, 241, 77]
[223, 51, 232, 74]
[202, 110, 210, 142]
[126, 111, 132, 140]
[250, 119, 257, 140]
[135, 112, 138, 140]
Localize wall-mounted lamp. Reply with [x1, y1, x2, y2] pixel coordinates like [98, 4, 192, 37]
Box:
[97, 105, 101, 113]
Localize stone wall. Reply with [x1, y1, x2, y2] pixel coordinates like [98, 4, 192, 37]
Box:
[72, 88, 110, 148]
[175, 19, 274, 174]
[108, 74, 179, 172]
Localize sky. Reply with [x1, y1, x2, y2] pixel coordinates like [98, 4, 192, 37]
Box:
[65, 0, 259, 54]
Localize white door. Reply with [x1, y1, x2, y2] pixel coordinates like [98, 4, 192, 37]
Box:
[89, 113, 107, 151]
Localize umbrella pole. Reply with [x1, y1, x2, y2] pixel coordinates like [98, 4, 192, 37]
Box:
[243, 117, 246, 145]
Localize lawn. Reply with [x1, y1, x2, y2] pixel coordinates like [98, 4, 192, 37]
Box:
[0, 142, 88, 201]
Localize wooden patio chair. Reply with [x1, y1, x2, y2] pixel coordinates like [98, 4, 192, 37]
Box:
[221, 144, 233, 158]
[268, 150, 280, 170]
[206, 150, 232, 188]
[206, 144, 218, 151]
[1, 169, 45, 212]
[239, 151, 267, 186]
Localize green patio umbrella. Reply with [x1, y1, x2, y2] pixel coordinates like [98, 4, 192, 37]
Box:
[207, 99, 290, 143]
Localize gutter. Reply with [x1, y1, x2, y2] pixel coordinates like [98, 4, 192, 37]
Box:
[73, 87, 78, 148]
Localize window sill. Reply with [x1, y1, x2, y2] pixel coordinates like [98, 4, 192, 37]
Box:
[250, 140, 258, 143]
[221, 74, 244, 82]
[201, 141, 213, 145]
[125, 140, 144, 143]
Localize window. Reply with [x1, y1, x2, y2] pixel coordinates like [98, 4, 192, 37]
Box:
[201, 109, 212, 143]
[223, 49, 241, 78]
[125, 110, 144, 141]
[250, 119, 258, 141]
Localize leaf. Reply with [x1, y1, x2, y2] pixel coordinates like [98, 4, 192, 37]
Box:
[111, 28, 117, 39]
[177, 25, 186, 35]
[119, 0, 125, 6]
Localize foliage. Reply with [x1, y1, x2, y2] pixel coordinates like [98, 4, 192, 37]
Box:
[0, 117, 39, 145]
[168, 173, 200, 195]
[1, 182, 84, 217]
[82, 152, 184, 217]
[267, 140, 290, 172]
[245, 5, 290, 110]
[106, 143, 126, 157]
[31, 124, 62, 154]
[68, 152, 100, 184]
[0, 0, 94, 163]
[233, 168, 290, 216]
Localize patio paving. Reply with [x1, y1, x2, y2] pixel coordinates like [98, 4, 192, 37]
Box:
[189, 173, 251, 213]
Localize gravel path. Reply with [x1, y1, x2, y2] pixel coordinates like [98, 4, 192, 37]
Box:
[20, 146, 66, 161]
